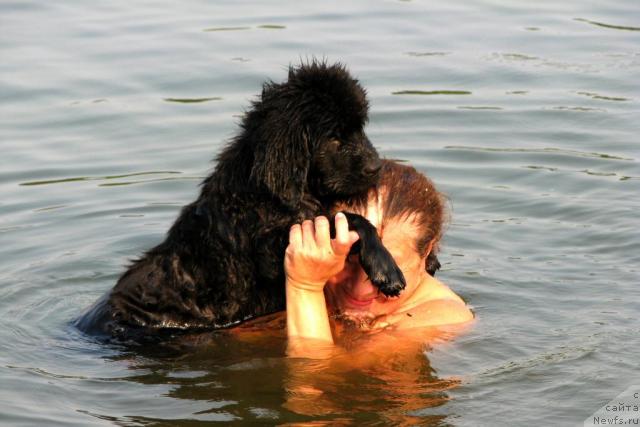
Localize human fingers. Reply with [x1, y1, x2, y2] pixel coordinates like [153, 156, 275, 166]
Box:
[289, 223, 302, 247]
[301, 219, 316, 249]
[314, 216, 330, 249]
[332, 212, 359, 256]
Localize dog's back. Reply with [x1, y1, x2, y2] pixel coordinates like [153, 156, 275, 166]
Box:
[76, 61, 403, 342]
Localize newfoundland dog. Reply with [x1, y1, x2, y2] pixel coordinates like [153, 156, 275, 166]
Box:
[76, 61, 410, 342]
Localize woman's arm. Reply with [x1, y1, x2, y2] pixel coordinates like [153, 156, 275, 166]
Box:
[284, 213, 359, 352]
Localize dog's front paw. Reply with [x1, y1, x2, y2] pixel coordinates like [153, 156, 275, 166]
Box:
[359, 244, 406, 297]
[340, 211, 407, 297]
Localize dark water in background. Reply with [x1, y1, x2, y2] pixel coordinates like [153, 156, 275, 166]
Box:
[1, 0, 639, 425]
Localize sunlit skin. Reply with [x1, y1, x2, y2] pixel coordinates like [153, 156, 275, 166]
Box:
[324, 215, 472, 329]
[230, 205, 473, 415]
[225, 188, 475, 415]
[285, 200, 473, 356]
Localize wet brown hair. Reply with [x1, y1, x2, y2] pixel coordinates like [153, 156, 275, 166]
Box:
[378, 160, 446, 257]
[340, 160, 446, 258]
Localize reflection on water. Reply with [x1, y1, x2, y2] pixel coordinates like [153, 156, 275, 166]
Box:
[575, 91, 630, 102]
[203, 25, 286, 32]
[163, 97, 223, 103]
[97, 313, 463, 425]
[203, 26, 252, 32]
[405, 52, 450, 57]
[392, 90, 472, 96]
[574, 18, 640, 32]
[20, 171, 183, 186]
[457, 106, 503, 110]
[443, 146, 634, 161]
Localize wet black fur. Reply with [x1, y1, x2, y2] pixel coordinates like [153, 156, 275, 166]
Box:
[75, 61, 408, 342]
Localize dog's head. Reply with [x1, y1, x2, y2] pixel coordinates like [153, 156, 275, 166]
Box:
[248, 61, 381, 208]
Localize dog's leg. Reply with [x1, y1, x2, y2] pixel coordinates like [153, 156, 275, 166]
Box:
[334, 212, 406, 297]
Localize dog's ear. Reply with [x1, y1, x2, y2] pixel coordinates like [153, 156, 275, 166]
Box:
[250, 123, 311, 210]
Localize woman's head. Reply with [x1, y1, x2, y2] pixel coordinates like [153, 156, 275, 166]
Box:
[326, 160, 447, 319]
[376, 160, 445, 257]
[334, 160, 446, 258]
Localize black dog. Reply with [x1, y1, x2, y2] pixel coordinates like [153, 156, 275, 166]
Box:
[76, 61, 408, 342]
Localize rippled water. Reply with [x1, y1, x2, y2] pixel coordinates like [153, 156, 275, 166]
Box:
[1, 0, 639, 425]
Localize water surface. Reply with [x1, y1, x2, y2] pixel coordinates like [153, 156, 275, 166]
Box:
[1, 0, 639, 425]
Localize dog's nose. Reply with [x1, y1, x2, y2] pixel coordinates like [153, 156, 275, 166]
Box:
[364, 161, 382, 177]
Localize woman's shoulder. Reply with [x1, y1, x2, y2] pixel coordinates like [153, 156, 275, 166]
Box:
[413, 298, 474, 325]
[379, 298, 473, 331]
[389, 275, 474, 329]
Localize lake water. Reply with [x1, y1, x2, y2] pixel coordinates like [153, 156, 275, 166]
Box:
[1, 0, 639, 425]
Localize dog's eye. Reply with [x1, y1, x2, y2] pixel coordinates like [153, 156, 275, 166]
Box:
[328, 139, 342, 150]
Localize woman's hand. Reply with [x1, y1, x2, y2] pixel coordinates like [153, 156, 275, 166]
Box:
[285, 212, 359, 347]
[285, 212, 360, 292]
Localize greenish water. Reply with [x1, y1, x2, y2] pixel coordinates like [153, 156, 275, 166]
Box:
[1, 0, 639, 425]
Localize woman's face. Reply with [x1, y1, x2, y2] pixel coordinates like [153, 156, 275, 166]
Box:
[324, 215, 428, 320]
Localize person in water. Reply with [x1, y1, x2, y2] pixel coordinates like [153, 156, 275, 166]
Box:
[284, 160, 473, 352]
